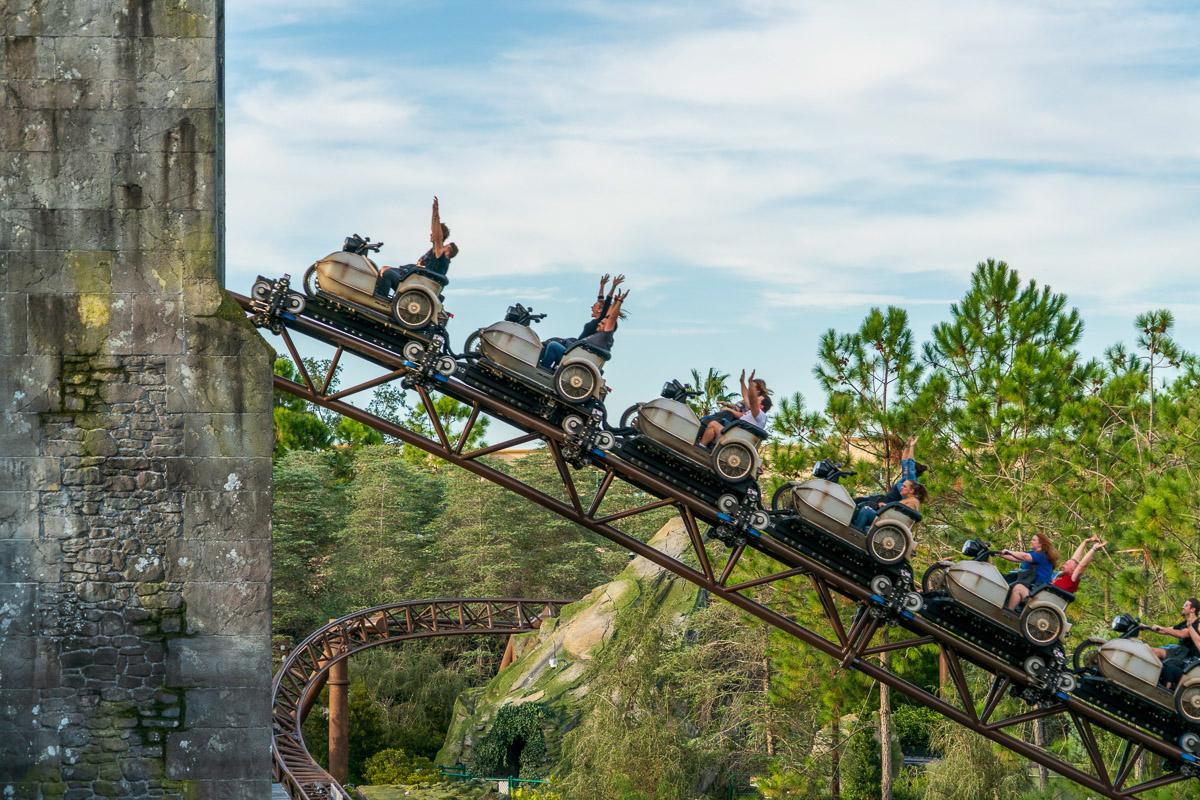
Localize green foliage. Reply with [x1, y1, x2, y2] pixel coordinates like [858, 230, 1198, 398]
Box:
[921, 720, 1028, 800]
[362, 748, 443, 785]
[472, 703, 552, 778]
[687, 367, 738, 416]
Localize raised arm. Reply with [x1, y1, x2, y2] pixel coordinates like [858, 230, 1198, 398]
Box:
[607, 273, 625, 301]
[597, 274, 610, 300]
[901, 434, 916, 461]
[999, 548, 1031, 564]
[430, 197, 445, 257]
[745, 369, 762, 416]
[598, 289, 627, 332]
[1072, 541, 1104, 579]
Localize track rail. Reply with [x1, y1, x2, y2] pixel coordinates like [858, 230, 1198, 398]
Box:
[239, 289, 1197, 799]
[273, 598, 570, 800]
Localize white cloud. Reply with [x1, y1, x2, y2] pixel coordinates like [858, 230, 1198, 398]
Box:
[225, 0, 1200, 317]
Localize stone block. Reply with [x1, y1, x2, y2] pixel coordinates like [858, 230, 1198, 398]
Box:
[0, 540, 62, 582]
[182, 413, 274, 459]
[188, 779, 275, 800]
[0, 635, 57, 689]
[183, 687, 268, 729]
[0, 491, 38, 539]
[166, 635, 271, 689]
[165, 456, 271, 493]
[109, 250, 185, 294]
[0, 457, 60, 490]
[165, 727, 270, 781]
[0, 581, 35, 636]
[0, 292, 28, 354]
[181, 581, 269, 636]
[166, 355, 272, 413]
[1, 77, 117, 110]
[182, 490, 270, 541]
[131, 293, 185, 354]
[136, 79, 216, 110]
[166, 539, 270, 584]
[0, 108, 54, 151]
[136, 37, 216, 84]
[26, 292, 135, 355]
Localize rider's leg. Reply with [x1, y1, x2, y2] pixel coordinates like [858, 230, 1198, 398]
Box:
[539, 340, 567, 369]
[1006, 582, 1030, 611]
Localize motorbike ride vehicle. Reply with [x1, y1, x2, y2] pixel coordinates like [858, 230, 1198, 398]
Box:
[615, 379, 769, 540]
[1072, 613, 1200, 754]
[252, 234, 455, 375]
[922, 539, 1076, 691]
[461, 303, 615, 455]
[771, 460, 922, 614]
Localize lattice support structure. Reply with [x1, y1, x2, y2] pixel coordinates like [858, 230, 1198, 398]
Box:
[239, 291, 1198, 800]
[273, 598, 570, 799]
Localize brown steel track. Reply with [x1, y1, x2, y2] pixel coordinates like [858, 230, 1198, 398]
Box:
[273, 598, 570, 800]
[238, 288, 1197, 799]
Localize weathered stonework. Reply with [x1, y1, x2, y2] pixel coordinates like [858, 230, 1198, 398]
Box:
[1, 2, 273, 798]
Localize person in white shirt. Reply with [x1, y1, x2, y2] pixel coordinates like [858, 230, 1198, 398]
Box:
[698, 369, 771, 448]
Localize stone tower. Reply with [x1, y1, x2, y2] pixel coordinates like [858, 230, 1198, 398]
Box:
[1, 2, 273, 798]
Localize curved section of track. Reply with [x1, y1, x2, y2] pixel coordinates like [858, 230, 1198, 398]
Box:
[273, 598, 570, 800]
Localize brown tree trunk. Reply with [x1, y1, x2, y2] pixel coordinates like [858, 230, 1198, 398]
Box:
[328, 655, 349, 783]
[831, 708, 842, 800]
[1032, 720, 1048, 790]
[880, 630, 893, 800]
[763, 655, 776, 757]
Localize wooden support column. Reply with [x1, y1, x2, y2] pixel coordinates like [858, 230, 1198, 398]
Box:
[498, 634, 517, 672]
[328, 656, 350, 783]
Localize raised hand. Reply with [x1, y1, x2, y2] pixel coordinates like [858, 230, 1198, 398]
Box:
[600, 273, 610, 286]
[612, 274, 625, 288]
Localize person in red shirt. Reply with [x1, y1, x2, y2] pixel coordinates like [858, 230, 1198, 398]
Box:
[1051, 535, 1106, 593]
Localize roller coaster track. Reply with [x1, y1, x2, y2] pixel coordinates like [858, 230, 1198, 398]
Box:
[237, 289, 1198, 799]
[274, 598, 570, 800]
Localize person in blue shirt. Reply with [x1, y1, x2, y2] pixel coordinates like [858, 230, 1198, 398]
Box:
[998, 532, 1059, 611]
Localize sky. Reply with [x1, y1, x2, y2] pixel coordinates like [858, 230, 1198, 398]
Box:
[224, 0, 1200, 428]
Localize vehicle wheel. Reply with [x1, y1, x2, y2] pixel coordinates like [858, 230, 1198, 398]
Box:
[393, 288, 435, 329]
[403, 341, 426, 362]
[751, 510, 770, 530]
[618, 404, 640, 430]
[595, 431, 615, 450]
[303, 265, 319, 296]
[1023, 654, 1048, 681]
[436, 355, 457, 376]
[712, 441, 755, 483]
[865, 524, 907, 566]
[463, 330, 482, 355]
[1020, 605, 1065, 646]
[770, 483, 798, 513]
[869, 574, 893, 597]
[922, 563, 949, 593]
[561, 415, 585, 436]
[284, 292, 305, 314]
[1056, 672, 1078, 693]
[716, 494, 740, 515]
[1176, 685, 1200, 724]
[556, 363, 598, 403]
[1072, 638, 1104, 673]
[902, 592, 924, 613]
[251, 278, 271, 300]
[1179, 731, 1200, 755]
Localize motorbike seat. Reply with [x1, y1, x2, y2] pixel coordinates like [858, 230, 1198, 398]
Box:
[876, 501, 922, 523]
[723, 419, 768, 440]
[409, 267, 449, 288]
[1033, 584, 1075, 604]
[564, 339, 611, 360]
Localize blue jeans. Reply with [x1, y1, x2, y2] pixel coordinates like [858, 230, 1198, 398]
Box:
[539, 340, 567, 369]
[851, 505, 878, 532]
[891, 457, 918, 493]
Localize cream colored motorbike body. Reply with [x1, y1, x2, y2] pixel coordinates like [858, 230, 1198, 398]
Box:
[312, 251, 447, 330]
[944, 561, 1072, 647]
[636, 398, 763, 484]
[477, 321, 608, 404]
[780, 479, 916, 565]
[1097, 639, 1200, 721]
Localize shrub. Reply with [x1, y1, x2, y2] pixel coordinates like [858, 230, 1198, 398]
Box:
[361, 748, 443, 785]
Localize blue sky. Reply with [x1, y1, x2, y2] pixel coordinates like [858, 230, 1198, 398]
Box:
[224, 1, 1200, 426]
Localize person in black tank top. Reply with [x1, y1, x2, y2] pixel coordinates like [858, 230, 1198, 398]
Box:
[375, 197, 459, 297]
[539, 274, 624, 369]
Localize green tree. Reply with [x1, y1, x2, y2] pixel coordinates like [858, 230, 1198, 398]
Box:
[273, 357, 334, 456]
[326, 445, 446, 613]
[688, 367, 737, 417]
[923, 259, 1084, 542]
[272, 449, 346, 640]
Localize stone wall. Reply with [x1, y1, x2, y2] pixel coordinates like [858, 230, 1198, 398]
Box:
[1, 2, 274, 798]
